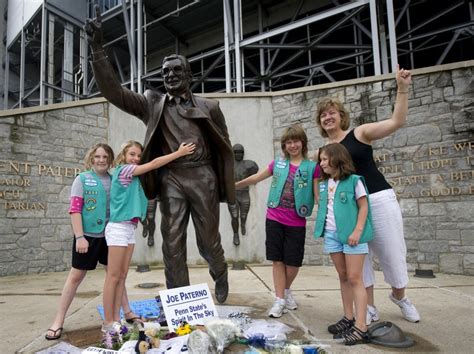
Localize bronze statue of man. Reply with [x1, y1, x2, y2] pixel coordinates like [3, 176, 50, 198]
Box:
[85, 7, 235, 303]
[228, 144, 258, 246]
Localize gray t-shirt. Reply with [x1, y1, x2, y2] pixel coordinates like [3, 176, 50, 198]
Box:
[70, 173, 111, 238]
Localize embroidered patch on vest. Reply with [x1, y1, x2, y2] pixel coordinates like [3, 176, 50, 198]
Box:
[339, 192, 347, 203]
[85, 197, 97, 211]
[84, 178, 98, 187]
[275, 160, 287, 169]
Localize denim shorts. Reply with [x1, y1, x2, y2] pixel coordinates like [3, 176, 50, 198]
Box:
[323, 230, 368, 255]
[105, 222, 137, 247]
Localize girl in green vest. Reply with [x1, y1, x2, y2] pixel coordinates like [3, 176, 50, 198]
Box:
[45, 143, 141, 340]
[102, 140, 195, 338]
[314, 143, 373, 345]
[235, 124, 318, 318]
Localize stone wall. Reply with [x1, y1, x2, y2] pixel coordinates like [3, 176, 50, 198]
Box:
[0, 100, 109, 276]
[0, 61, 472, 276]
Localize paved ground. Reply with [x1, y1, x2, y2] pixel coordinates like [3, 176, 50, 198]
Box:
[1, 265, 473, 353]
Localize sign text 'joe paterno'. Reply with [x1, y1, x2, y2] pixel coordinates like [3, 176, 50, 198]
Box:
[159, 283, 218, 330]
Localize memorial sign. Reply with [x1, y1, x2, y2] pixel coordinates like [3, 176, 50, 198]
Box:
[159, 283, 218, 330]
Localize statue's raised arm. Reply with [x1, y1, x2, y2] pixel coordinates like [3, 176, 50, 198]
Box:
[84, 5, 147, 120]
[84, 5, 104, 51]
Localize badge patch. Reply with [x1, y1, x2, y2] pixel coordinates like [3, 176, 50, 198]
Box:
[339, 192, 347, 203]
[84, 178, 98, 187]
[275, 159, 287, 169]
[298, 205, 309, 216]
[85, 197, 97, 211]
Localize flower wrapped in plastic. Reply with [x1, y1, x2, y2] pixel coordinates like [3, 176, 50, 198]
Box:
[205, 318, 240, 353]
[187, 329, 212, 354]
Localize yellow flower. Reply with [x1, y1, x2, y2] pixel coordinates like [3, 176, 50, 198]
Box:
[176, 322, 192, 336]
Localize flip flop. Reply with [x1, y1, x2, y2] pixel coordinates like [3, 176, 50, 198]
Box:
[45, 327, 63, 340]
[124, 311, 145, 324]
[125, 316, 145, 324]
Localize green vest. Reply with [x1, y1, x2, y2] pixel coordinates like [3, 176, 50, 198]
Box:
[267, 158, 317, 217]
[110, 165, 148, 222]
[79, 171, 109, 233]
[314, 174, 373, 244]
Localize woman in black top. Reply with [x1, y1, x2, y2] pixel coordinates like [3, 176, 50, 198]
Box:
[315, 65, 420, 326]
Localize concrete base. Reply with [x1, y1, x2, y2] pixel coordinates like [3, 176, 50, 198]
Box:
[1, 265, 473, 353]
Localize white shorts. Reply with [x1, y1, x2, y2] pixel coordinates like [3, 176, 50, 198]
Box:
[363, 189, 409, 289]
[105, 222, 137, 247]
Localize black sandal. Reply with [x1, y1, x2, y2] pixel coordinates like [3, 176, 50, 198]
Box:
[328, 316, 355, 335]
[124, 311, 145, 324]
[342, 325, 370, 346]
[45, 327, 63, 340]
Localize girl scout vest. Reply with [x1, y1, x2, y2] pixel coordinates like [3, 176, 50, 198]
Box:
[110, 165, 148, 222]
[267, 158, 317, 217]
[79, 171, 109, 233]
[314, 174, 373, 244]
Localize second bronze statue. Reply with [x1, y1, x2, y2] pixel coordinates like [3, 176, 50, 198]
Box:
[228, 144, 258, 246]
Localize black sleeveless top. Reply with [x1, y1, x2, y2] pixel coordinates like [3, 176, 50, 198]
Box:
[340, 129, 392, 194]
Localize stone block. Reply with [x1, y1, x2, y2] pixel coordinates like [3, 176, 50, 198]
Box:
[406, 240, 418, 250]
[84, 103, 105, 116]
[436, 229, 460, 240]
[439, 253, 463, 274]
[97, 117, 109, 128]
[463, 254, 474, 268]
[418, 240, 449, 253]
[0, 262, 28, 276]
[62, 107, 85, 117]
[446, 201, 473, 221]
[12, 143, 32, 154]
[404, 217, 436, 240]
[70, 123, 89, 133]
[431, 71, 452, 87]
[419, 202, 445, 216]
[42, 242, 63, 251]
[424, 252, 439, 264]
[400, 199, 418, 216]
[413, 76, 430, 91]
[414, 89, 432, 98]
[461, 229, 474, 245]
[449, 246, 474, 253]
[421, 96, 432, 105]
[453, 77, 473, 95]
[46, 203, 67, 218]
[88, 126, 108, 138]
[406, 124, 442, 145]
[429, 102, 451, 116]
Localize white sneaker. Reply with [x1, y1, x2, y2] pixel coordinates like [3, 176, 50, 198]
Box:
[366, 304, 380, 325]
[101, 322, 122, 336]
[285, 289, 298, 310]
[268, 297, 287, 318]
[389, 293, 420, 323]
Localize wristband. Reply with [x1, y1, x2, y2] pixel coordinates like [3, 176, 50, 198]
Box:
[75, 235, 85, 240]
[397, 90, 409, 94]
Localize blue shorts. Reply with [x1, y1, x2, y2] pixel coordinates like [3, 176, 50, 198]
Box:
[323, 230, 368, 255]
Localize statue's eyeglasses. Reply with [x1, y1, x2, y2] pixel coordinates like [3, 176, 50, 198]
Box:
[162, 65, 184, 77]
